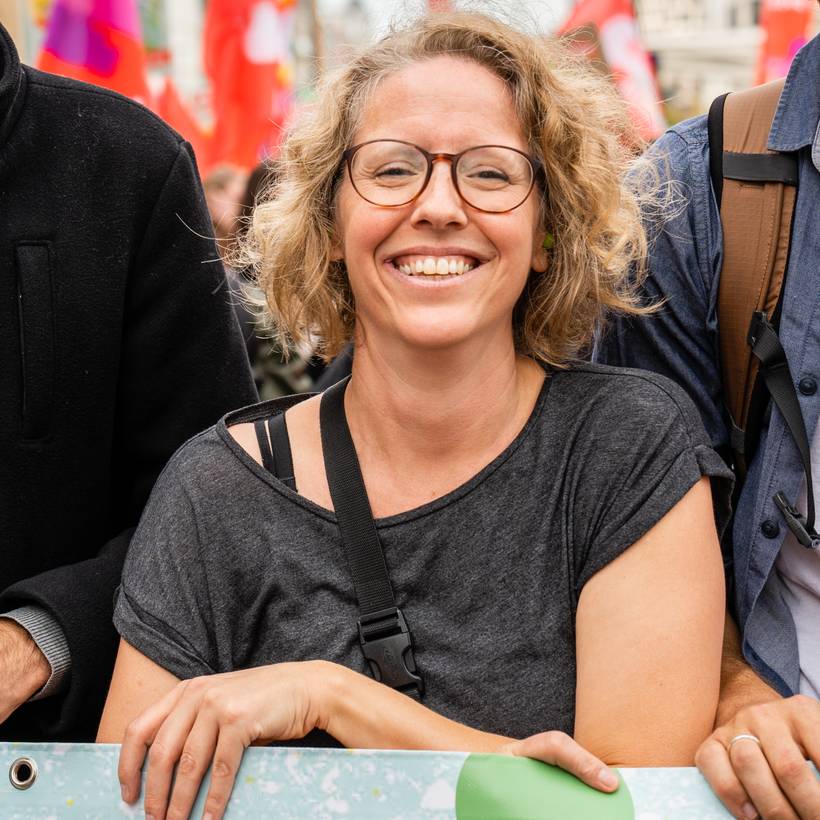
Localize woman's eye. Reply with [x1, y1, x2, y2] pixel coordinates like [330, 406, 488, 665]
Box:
[374, 165, 416, 178]
[470, 167, 510, 182]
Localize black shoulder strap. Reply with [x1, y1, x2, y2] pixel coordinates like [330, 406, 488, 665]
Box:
[319, 378, 423, 698]
[748, 315, 818, 547]
[707, 92, 728, 208]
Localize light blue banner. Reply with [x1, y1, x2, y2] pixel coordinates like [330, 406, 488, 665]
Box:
[0, 742, 739, 818]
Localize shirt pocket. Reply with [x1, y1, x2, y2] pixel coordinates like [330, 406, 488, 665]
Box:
[15, 242, 55, 440]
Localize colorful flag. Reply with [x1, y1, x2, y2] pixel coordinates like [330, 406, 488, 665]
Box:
[559, 0, 666, 141]
[155, 79, 210, 166]
[756, 0, 815, 84]
[204, 0, 296, 169]
[38, 0, 149, 102]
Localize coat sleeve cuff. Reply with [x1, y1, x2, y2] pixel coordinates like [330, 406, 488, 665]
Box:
[0, 606, 71, 700]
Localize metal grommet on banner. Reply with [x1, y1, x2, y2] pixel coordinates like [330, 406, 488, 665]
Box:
[9, 757, 38, 790]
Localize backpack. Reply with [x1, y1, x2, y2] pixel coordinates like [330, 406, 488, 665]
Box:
[708, 80, 817, 547]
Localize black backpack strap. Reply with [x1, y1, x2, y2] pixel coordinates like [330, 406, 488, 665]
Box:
[708, 92, 728, 208]
[254, 419, 276, 474]
[267, 413, 296, 491]
[319, 377, 423, 698]
[748, 315, 818, 548]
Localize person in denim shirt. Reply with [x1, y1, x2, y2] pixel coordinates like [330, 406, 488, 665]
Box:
[596, 31, 820, 820]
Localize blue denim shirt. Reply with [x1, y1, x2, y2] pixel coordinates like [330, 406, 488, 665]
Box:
[595, 35, 820, 696]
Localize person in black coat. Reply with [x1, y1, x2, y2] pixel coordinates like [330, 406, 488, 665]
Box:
[0, 22, 257, 741]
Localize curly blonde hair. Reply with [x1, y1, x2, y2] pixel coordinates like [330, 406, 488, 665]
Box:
[241, 11, 660, 367]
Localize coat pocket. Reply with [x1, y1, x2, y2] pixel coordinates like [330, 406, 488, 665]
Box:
[15, 242, 55, 440]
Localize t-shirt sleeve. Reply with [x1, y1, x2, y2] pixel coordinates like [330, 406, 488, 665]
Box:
[570, 371, 734, 593]
[113, 448, 217, 680]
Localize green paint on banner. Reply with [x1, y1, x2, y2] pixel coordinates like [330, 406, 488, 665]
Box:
[455, 754, 634, 820]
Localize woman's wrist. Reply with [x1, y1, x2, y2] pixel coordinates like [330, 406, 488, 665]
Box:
[304, 659, 353, 736]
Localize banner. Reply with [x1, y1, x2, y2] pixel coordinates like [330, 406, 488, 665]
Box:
[756, 0, 815, 83]
[204, 0, 296, 169]
[38, 0, 149, 102]
[0, 743, 749, 817]
[559, 0, 666, 141]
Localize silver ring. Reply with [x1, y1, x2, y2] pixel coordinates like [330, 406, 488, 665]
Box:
[728, 733, 762, 751]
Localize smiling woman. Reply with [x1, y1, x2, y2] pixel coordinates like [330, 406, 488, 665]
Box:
[96, 12, 733, 820]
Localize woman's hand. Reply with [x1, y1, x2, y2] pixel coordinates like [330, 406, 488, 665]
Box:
[501, 732, 620, 792]
[118, 661, 325, 820]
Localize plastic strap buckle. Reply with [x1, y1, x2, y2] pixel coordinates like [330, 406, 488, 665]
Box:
[774, 491, 820, 549]
[747, 312, 787, 369]
[358, 607, 424, 698]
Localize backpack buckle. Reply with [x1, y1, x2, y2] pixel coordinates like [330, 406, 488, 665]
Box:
[774, 492, 820, 549]
[747, 311, 766, 348]
[358, 607, 424, 698]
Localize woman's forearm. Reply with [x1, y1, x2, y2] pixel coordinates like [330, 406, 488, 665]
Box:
[311, 662, 620, 795]
[313, 661, 510, 752]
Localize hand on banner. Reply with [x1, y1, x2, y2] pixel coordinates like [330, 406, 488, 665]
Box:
[118, 663, 321, 820]
[503, 732, 620, 793]
[696, 696, 820, 820]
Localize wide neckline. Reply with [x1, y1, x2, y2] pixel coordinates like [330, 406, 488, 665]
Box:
[218, 373, 553, 529]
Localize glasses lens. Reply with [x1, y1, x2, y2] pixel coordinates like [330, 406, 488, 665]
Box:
[349, 141, 427, 206]
[456, 146, 534, 212]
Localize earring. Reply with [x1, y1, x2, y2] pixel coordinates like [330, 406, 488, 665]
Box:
[542, 232, 555, 250]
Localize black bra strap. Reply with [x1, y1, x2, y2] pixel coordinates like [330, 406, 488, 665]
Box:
[254, 415, 296, 491]
[320, 377, 423, 698]
[268, 413, 296, 491]
[254, 419, 275, 474]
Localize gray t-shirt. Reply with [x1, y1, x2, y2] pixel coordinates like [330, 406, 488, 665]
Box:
[114, 362, 732, 740]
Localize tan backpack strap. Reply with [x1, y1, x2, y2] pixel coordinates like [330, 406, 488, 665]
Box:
[716, 78, 797, 462]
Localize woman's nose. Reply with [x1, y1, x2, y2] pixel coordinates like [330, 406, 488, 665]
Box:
[410, 160, 468, 229]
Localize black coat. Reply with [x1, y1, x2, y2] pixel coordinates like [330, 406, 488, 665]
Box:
[0, 24, 258, 740]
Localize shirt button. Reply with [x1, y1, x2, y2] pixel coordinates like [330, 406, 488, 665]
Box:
[798, 377, 817, 396]
[761, 519, 780, 539]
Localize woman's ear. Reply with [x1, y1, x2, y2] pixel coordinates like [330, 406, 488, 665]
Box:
[531, 232, 552, 274]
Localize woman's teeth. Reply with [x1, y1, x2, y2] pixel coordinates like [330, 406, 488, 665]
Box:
[395, 257, 476, 276]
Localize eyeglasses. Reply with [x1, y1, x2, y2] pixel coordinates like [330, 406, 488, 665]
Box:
[342, 139, 541, 213]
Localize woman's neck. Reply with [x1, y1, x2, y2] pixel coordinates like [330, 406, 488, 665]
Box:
[345, 329, 545, 471]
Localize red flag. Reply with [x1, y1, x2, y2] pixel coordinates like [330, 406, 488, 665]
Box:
[204, 0, 296, 169]
[559, 0, 666, 141]
[155, 79, 212, 169]
[756, 0, 815, 84]
[38, 0, 149, 102]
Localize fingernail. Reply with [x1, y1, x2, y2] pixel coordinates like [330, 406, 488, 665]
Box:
[119, 784, 127, 802]
[203, 814, 213, 820]
[598, 768, 618, 789]
[741, 803, 757, 820]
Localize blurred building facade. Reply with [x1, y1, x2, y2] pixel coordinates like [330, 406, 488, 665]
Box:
[637, 0, 761, 120]
[638, 0, 819, 120]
